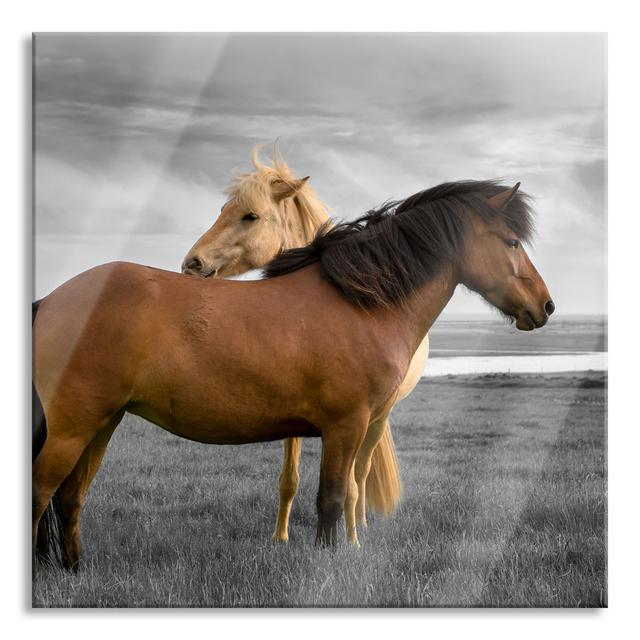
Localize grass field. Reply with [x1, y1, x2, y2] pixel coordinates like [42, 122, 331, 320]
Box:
[32, 371, 606, 608]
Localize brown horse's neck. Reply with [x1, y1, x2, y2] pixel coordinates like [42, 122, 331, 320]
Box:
[398, 265, 459, 353]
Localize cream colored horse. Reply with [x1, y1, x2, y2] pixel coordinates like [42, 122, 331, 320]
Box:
[182, 148, 429, 544]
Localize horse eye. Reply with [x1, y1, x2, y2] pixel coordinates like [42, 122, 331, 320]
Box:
[242, 213, 259, 222]
[506, 239, 519, 249]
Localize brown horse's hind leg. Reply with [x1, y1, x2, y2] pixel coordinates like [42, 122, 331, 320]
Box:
[32, 429, 96, 563]
[316, 417, 368, 546]
[272, 437, 302, 542]
[54, 412, 123, 570]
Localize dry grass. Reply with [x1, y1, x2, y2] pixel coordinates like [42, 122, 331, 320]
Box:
[32, 371, 606, 608]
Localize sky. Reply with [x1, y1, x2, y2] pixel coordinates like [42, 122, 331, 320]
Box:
[34, 33, 606, 316]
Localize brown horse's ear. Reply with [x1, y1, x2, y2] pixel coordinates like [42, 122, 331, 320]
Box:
[487, 182, 521, 212]
[272, 176, 310, 202]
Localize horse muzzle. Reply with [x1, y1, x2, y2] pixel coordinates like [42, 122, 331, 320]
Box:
[181, 256, 220, 278]
[515, 299, 555, 331]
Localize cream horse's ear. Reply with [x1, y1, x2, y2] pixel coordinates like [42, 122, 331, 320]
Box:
[487, 182, 521, 212]
[272, 176, 310, 202]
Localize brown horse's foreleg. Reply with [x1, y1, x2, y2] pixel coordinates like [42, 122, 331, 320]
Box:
[54, 414, 122, 570]
[272, 437, 302, 542]
[316, 418, 368, 546]
[354, 414, 389, 526]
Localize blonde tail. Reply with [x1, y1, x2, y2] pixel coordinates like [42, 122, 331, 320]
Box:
[365, 420, 402, 515]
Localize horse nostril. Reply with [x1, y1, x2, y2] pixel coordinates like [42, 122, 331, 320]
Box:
[185, 257, 202, 273]
[545, 300, 555, 316]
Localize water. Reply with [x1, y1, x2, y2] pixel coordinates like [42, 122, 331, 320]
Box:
[423, 352, 607, 377]
[423, 316, 607, 377]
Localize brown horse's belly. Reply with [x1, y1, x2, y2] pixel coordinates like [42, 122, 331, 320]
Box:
[125, 401, 320, 445]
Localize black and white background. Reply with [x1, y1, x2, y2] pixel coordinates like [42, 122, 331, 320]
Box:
[35, 33, 605, 318]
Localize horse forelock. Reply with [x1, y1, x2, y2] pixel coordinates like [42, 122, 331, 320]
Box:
[225, 144, 331, 246]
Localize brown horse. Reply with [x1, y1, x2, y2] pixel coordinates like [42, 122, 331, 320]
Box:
[181, 147, 429, 543]
[32, 179, 553, 569]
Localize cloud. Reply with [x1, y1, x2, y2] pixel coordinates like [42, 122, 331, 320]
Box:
[34, 33, 607, 313]
[35, 154, 224, 235]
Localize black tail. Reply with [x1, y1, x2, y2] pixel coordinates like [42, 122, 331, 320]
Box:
[32, 300, 46, 461]
[35, 494, 67, 568]
[32, 299, 69, 568]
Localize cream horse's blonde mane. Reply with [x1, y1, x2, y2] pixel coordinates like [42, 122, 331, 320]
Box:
[226, 145, 331, 247]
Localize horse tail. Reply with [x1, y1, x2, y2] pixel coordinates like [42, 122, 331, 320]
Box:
[365, 421, 402, 515]
[32, 300, 47, 461]
[35, 495, 67, 567]
[32, 302, 47, 461]
[32, 300, 46, 461]
[32, 299, 68, 567]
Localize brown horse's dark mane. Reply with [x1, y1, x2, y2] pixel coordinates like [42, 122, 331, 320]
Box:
[263, 180, 534, 308]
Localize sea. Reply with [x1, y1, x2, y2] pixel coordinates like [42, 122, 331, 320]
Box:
[423, 314, 607, 377]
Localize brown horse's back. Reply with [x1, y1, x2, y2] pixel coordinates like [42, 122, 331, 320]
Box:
[33, 262, 411, 446]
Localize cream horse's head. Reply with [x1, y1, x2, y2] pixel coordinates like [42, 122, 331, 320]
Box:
[182, 146, 330, 278]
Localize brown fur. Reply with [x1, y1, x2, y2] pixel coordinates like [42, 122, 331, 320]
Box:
[183, 147, 406, 541]
[33, 183, 553, 566]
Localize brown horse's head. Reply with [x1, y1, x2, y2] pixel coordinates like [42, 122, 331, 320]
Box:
[182, 147, 329, 278]
[458, 184, 554, 330]
[265, 179, 554, 330]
